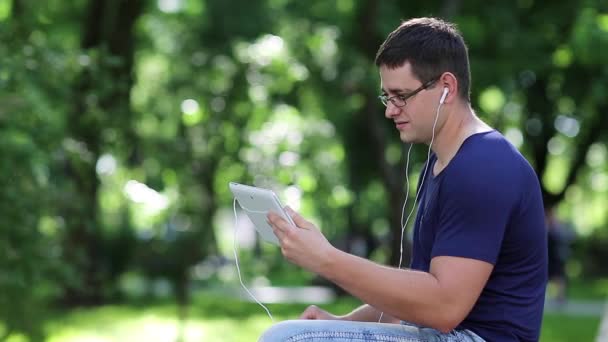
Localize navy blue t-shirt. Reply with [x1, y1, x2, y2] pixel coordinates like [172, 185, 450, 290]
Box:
[410, 130, 547, 342]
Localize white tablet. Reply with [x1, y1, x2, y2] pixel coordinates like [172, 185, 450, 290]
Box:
[229, 182, 296, 245]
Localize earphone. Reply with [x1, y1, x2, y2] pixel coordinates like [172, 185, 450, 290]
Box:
[439, 87, 449, 105]
[378, 84, 448, 323]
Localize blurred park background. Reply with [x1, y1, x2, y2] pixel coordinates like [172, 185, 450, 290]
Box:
[2, 0, 608, 341]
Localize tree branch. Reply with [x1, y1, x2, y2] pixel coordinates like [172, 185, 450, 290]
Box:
[551, 102, 608, 205]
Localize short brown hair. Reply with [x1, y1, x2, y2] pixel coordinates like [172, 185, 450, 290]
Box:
[375, 17, 471, 102]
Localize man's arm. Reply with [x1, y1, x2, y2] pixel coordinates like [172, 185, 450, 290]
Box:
[320, 251, 492, 332]
[268, 208, 492, 332]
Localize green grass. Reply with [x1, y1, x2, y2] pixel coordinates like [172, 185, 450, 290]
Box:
[32, 291, 604, 341]
[541, 313, 601, 342]
[41, 293, 361, 342]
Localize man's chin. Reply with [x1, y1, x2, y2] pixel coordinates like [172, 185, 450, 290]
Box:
[400, 133, 429, 145]
[399, 132, 417, 143]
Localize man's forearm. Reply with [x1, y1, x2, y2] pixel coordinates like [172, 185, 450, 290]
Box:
[342, 304, 400, 323]
[316, 248, 451, 331]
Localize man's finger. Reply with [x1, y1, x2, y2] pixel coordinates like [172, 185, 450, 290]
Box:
[285, 206, 313, 229]
[299, 305, 319, 319]
[267, 218, 286, 241]
[267, 211, 286, 228]
[267, 212, 293, 237]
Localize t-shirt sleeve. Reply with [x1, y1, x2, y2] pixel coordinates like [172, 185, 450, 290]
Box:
[431, 166, 517, 264]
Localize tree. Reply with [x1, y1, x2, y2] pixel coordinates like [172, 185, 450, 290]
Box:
[59, 0, 144, 305]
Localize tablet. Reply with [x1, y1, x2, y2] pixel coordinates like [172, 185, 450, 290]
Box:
[229, 182, 296, 245]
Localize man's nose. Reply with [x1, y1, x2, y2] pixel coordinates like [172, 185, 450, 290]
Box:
[384, 101, 401, 119]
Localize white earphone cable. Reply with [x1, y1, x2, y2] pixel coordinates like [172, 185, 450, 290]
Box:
[233, 198, 274, 321]
[378, 96, 444, 323]
[397, 99, 442, 269]
[397, 143, 414, 268]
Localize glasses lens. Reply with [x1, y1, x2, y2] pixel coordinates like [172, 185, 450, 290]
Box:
[393, 97, 406, 107]
[380, 95, 404, 107]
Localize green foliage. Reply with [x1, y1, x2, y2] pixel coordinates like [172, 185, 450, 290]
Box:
[573, 229, 608, 277]
[1, 0, 608, 340]
[566, 278, 608, 300]
[0, 16, 67, 341]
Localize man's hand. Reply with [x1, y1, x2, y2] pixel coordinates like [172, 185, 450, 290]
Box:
[267, 207, 335, 274]
[299, 305, 342, 320]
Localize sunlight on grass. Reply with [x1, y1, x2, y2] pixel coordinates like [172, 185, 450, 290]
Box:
[43, 294, 357, 341]
[46, 310, 279, 341]
[43, 293, 604, 341]
[46, 307, 201, 342]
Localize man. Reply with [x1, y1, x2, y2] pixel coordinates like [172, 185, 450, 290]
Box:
[261, 17, 547, 341]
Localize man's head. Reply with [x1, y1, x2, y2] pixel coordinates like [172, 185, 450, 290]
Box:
[375, 17, 471, 102]
[375, 17, 472, 143]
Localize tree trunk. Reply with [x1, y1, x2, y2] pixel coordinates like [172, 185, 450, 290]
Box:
[60, 0, 143, 306]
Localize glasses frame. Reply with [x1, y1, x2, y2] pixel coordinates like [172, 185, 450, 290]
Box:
[379, 77, 440, 108]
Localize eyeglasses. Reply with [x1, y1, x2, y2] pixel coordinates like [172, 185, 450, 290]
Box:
[378, 77, 439, 108]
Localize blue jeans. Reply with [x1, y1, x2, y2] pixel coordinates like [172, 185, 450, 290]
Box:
[259, 320, 485, 341]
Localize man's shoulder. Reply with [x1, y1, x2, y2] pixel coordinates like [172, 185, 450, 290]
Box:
[450, 130, 534, 178]
[442, 131, 538, 199]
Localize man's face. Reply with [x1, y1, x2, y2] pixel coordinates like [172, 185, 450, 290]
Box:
[379, 63, 442, 144]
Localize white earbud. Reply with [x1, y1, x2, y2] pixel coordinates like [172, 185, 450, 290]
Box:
[439, 87, 449, 105]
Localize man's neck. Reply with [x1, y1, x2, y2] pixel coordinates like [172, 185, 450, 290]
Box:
[430, 103, 490, 172]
